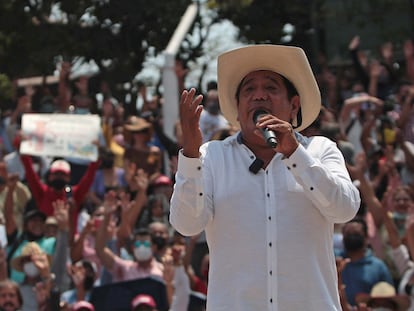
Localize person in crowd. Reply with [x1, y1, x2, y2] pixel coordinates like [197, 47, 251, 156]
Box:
[87, 148, 127, 209]
[199, 89, 229, 143]
[170, 44, 360, 310]
[0, 279, 23, 311]
[355, 281, 410, 311]
[5, 193, 69, 290]
[95, 222, 163, 283]
[71, 300, 95, 311]
[60, 260, 97, 308]
[148, 222, 170, 263]
[5, 207, 55, 284]
[122, 116, 162, 183]
[0, 165, 31, 233]
[10, 242, 55, 311]
[130, 293, 158, 311]
[339, 218, 394, 306]
[20, 155, 99, 225]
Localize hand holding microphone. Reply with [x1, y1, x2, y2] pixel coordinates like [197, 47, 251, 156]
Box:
[253, 109, 278, 148]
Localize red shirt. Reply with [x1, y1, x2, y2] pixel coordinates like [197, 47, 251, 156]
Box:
[21, 155, 99, 218]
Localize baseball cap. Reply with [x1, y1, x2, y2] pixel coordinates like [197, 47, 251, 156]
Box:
[50, 159, 71, 174]
[131, 294, 156, 309]
[72, 300, 95, 311]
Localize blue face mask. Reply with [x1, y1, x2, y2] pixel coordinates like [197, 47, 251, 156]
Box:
[393, 211, 407, 237]
[74, 108, 90, 115]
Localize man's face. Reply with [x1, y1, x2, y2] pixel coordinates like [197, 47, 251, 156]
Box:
[25, 216, 45, 236]
[236, 70, 299, 146]
[0, 286, 20, 311]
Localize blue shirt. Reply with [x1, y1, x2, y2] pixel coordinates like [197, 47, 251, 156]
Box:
[340, 249, 393, 306]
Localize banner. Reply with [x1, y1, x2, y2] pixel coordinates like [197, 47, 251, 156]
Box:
[20, 113, 100, 161]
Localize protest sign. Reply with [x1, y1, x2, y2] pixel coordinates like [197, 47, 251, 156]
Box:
[20, 113, 100, 161]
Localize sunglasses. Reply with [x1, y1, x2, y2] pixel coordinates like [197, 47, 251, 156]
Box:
[134, 240, 151, 248]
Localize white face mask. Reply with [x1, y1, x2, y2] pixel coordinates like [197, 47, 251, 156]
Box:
[23, 262, 39, 278]
[134, 245, 152, 262]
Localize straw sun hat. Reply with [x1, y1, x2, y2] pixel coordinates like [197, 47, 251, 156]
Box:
[217, 45, 321, 132]
[355, 282, 410, 311]
[10, 242, 52, 272]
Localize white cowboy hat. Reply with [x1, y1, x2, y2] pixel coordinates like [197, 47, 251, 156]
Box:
[217, 44, 321, 132]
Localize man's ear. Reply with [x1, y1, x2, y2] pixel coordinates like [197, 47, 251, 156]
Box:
[290, 95, 301, 128]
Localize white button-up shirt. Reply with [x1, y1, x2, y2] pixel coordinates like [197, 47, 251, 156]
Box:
[170, 133, 360, 311]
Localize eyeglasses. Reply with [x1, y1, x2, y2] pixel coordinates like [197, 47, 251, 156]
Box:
[134, 240, 151, 248]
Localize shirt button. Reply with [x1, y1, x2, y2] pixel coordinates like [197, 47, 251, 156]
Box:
[197, 166, 201, 170]
[310, 187, 314, 191]
[268, 216, 271, 221]
[199, 193, 203, 196]
[269, 242, 272, 247]
[270, 298, 273, 303]
[267, 193, 270, 197]
[287, 166, 291, 170]
[250, 156, 254, 159]
[269, 270, 272, 275]
[292, 163, 297, 168]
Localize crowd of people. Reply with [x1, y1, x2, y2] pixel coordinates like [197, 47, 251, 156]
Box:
[0, 34, 413, 311]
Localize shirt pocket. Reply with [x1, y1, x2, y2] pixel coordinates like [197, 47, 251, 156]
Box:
[285, 169, 304, 192]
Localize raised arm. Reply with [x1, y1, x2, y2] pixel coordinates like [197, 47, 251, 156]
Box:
[94, 192, 118, 271]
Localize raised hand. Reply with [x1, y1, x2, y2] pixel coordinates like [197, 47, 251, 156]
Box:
[179, 88, 204, 158]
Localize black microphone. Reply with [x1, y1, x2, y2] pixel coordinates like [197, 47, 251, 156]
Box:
[253, 110, 278, 148]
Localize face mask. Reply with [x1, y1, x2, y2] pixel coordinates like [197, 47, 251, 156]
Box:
[74, 108, 90, 115]
[50, 178, 66, 190]
[134, 245, 152, 262]
[393, 211, 407, 236]
[151, 236, 167, 250]
[23, 262, 39, 278]
[206, 100, 220, 114]
[84, 276, 95, 290]
[343, 233, 365, 252]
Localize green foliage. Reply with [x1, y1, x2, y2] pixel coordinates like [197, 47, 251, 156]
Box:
[0, 73, 13, 102]
[0, 0, 193, 87]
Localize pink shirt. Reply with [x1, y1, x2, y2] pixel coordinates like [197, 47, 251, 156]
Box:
[110, 257, 164, 283]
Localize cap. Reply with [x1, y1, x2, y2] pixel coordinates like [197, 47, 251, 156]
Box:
[131, 294, 156, 309]
[50, 159, 71, 174]
[152, 175, 172, 187]
[24, 209, 47, 223]
[72, 301, 95, 311]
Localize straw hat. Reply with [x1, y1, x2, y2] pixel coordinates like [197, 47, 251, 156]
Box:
[124, 116, 152, 132]
[217, 45, 321, 132]
[10, 242, 52, 272]
[355, 282, 410, 311]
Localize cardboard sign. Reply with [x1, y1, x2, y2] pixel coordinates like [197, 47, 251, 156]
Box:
[20, 113, 100, 161]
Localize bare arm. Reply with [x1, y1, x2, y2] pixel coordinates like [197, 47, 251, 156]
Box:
[94, 192, 118, 271]
[117, 169, 149, 242]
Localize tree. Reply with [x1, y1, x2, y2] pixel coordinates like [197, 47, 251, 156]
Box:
[0, 0, 193, 90]
[209, 0, 414, 64]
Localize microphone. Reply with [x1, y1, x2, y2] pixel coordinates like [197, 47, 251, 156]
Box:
[253, 110, 278, 148]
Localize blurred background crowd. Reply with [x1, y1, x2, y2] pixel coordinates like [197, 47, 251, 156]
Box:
[0, 32, 414, 311]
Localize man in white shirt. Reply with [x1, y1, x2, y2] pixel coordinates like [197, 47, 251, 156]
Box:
[170, 45, 361, 311]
